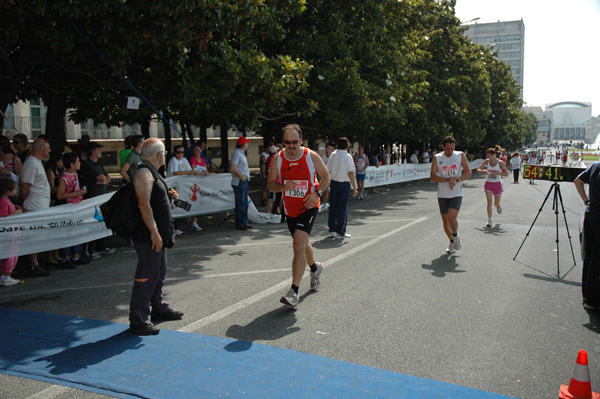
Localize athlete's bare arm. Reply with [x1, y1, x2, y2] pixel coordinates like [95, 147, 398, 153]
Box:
[267, 153, 282, 192]
[477, 159, 490, 173]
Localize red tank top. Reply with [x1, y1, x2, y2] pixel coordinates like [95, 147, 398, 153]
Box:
[277, 147, 320, 217]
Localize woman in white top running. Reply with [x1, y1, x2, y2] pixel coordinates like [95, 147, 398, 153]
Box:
[477, 145, 508, 227]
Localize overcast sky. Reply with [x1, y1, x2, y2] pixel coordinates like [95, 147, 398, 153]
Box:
[454, 0, 600, 116]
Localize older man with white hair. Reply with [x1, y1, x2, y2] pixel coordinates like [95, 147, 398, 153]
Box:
[20, 138, 51, 277]
[129, 138, 183, 335]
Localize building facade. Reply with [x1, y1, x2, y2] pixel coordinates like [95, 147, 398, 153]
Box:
[1, 99, 238, 141]
[546, 101, 592, 144]
[462, 19, 525, 99]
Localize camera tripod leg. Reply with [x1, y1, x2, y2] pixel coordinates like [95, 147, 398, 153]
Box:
[513, 183, 555, 261]
[555, 184, 577, 268]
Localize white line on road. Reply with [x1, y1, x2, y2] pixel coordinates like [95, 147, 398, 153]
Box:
[203, 269, 289, 278]
[177, 216, 428, 333]
[26, 385, 70, 399]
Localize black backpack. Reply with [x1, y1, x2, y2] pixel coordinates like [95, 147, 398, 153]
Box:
[100, 162, 167, 238]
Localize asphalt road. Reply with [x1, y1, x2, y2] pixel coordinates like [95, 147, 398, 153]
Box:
[1, 172, 599, 399]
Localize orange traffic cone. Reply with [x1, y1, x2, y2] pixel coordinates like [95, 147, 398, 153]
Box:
[559, 350, 600, 399]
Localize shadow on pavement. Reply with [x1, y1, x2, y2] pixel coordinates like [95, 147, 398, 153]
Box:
[421, 254, 466, 277]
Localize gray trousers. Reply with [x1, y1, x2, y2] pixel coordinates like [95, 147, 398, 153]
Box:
[129, 241, 171, 328]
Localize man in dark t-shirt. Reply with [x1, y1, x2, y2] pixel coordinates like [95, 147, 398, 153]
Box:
[575, 162, 600, 310]
[80, 142, 110, 198]
[79, 142, 114, 258]
[129, 138, 183, 335]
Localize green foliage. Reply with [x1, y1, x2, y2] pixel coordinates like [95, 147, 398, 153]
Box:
[0, 0, 528, 153]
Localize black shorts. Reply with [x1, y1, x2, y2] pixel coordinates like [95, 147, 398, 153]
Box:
[438, 197, 462, 214]
[287, 207, 319, 236]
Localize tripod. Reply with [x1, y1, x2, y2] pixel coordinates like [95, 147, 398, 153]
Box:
[513, 182, 576, 276]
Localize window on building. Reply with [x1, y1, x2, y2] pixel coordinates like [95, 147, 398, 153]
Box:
[30, 99, 42, 138]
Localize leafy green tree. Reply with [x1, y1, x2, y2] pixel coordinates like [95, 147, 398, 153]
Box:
[522, 111, 539, 146]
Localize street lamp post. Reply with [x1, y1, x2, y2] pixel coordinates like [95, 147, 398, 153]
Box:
[461, 17, 480, 24]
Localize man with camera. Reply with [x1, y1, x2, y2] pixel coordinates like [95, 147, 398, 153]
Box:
[575, 162, 600, 311]
[129, 138, 184, 335]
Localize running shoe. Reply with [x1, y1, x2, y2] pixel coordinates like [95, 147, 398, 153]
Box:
[583, 302, 599, 311]
[280, 288, 299, 307]
[0, 276, 22, 286]
[71, 256, 90, 265]
[336, 233, 351, 239]
[310, 262, 323, 291]
[101, 248, 116, 255]
[487, 218, 493, 228]
[446, 241, 455, 254]
[452, 234, 461, 250]
[497, 206, 503, 214]
[175, 229, 184, 236]
[191, 223, 202, 232]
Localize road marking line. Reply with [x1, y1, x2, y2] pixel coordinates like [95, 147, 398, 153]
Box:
[178, 216, 429, 333]
[204, 269, 289, 278]
[27, 385, 70, 399]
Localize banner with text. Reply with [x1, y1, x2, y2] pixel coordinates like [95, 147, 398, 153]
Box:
[1, 163, 484, 257]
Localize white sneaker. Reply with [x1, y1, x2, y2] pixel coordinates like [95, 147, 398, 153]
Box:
[0, 276, 22, 286]
[310, 262, 323, 291]
[497, 206, 502, 214]
[280, 288, 299, 307]
[452, 234, 461, 250]
[446, 241, 455, 254]
[175, 229, 184, 236]
[487, 218, 493, 227]
[191, 223, 202, 232]
[336, 233, 351, 239]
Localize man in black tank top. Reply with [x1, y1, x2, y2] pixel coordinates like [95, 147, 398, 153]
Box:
[129, 138, 184, 335]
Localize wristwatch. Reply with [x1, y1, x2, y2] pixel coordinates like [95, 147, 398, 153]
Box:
[317, 190, 323, 198]
[584, 198, 590, 205]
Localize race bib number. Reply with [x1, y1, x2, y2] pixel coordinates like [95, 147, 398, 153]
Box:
[285, 180, 309, 198]
[441, 164, 458, 178]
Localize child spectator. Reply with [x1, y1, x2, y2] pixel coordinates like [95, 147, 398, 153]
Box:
[56, 152, 89, 268]
[0, 179, 23, 286]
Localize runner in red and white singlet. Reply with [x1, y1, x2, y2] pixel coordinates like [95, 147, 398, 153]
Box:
[277, 146, 320, 218]
[267, 124, 331, 307]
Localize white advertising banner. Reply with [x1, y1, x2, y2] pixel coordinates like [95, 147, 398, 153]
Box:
[0, 174, 278, 257]
[0, 194, 112, 258]
[167, 174, 235, 218]
[362, 160, 483, 187]
[1, 162, 482, 257]
[363, 163, 432, 187]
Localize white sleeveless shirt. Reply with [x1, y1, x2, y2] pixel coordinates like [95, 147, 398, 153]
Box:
[435, 151, 463, 198]
[486, 160, 503, 183]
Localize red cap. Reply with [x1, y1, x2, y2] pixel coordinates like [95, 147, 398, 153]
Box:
[237, 137, 250, 146]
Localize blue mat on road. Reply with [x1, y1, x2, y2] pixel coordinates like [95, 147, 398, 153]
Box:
[0, 307, 516, 399]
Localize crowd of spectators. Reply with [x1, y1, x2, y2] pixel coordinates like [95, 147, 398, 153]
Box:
[1, 134, 510, 288]
[0, 135, 119, 286]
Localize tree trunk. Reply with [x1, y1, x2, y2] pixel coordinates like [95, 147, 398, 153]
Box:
[199, 119, 208, 143]
[44, 92, 68, 155]
[162, 113, 172, 158]
[183, 123, 194, 146]
[0, 54, 20, 133]
[219, 122, 229, 171]
[141, 119, 150, 138]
